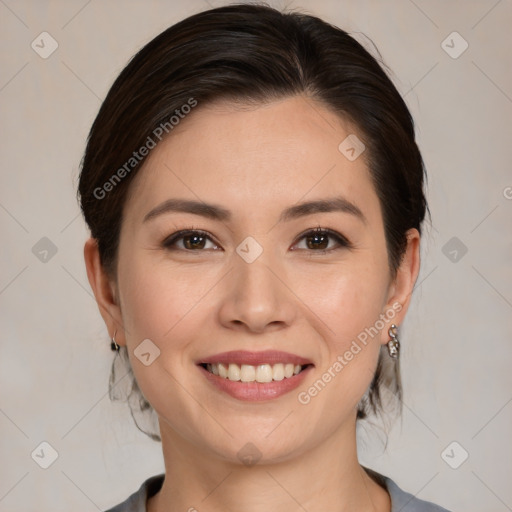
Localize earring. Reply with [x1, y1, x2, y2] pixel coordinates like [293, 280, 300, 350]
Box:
[110, 330, 120, 352]
[387, 324, 400, 359]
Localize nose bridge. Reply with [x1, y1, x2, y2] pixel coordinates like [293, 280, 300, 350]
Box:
[219, 241, 295, 332]
[235, 244, 281, 307]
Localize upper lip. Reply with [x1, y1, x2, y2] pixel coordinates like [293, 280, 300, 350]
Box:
[198, 350, 313, 367]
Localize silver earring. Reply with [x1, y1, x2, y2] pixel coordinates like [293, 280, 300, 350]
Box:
[110, 330, 120, 352]
[387, 324, 400, 359]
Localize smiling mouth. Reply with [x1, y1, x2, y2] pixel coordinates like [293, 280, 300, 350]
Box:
[199, 362, 312, 383]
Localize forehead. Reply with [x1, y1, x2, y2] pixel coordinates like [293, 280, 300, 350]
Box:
[123, 95, 379, 224]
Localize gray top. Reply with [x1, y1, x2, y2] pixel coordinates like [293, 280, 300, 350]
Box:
[104, 467, 451, 512]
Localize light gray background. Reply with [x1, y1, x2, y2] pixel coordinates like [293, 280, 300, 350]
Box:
[1, 0, 511, 510]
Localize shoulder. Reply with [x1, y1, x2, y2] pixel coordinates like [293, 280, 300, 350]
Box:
[103, 473, 165, 512]
[385, 477, 451, 511]
[364, 466, 451, 512]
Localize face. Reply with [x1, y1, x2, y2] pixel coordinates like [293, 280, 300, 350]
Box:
[94, 95, 417, 464]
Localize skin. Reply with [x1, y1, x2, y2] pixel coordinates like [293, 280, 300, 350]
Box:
[85, 95, 420, 512]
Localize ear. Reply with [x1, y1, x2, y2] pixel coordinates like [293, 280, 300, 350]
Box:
[84, 237, 126, 347]
[380, 228, 421, 344]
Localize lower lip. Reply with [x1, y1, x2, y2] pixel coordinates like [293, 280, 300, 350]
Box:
[199, 365, 312, 401]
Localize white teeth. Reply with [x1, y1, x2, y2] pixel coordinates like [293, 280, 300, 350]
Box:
[218, 363, 228, 378]
[256, 364, 273, 383]
[240, 364, 256, 382]
[272, 363, 284, 380]
[272, 363, 284, 381]
[284, 363, 294, 378]
[228, 363, 241, 381]
[205, 362, 306, 382]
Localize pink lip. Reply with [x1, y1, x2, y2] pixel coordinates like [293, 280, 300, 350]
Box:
[198, 364, 313, 401]
[198, 350, 313, 366]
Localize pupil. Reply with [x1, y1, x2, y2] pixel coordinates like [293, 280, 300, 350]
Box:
[185, 235, 205, 250]
[307, 233, 328, 250]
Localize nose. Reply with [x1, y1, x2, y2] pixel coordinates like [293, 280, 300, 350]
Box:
[218, 249, 296, 334]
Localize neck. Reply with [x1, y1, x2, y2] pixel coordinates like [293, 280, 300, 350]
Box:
[147, 416, 390, 512]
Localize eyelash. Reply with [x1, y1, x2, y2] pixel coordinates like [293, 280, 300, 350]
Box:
[161, 225, 352, 254]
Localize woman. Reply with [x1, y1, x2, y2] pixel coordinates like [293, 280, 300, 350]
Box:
[78, 4, 450, 511]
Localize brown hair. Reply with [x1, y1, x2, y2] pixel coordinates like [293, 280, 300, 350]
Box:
[78, 3, 428, 441]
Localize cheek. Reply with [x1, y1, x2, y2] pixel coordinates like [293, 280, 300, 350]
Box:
[116, 256, 224, 436]
[296, 257, 390, 344]
[296, 259, 390, 410]
[119, 257, 217, 344]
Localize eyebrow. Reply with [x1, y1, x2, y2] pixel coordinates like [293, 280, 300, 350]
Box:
[143, 197, 366, 224]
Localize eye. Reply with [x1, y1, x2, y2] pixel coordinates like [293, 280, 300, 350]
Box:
[162, 229, 220, 251]
[292, 227, 351, 252]
[162, 227, 351, 253]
